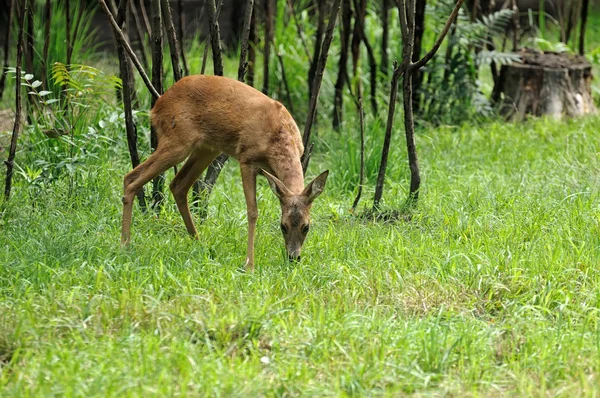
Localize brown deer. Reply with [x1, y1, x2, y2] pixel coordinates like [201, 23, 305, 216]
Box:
[121, 75, 329, 270]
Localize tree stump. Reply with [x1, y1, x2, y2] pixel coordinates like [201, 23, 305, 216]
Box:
[493, 49, 597, 120]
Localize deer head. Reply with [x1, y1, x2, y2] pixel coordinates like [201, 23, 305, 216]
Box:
[262, 170, 329, 261]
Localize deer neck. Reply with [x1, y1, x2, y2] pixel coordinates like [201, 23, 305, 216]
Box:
[271, 160, 305, 195]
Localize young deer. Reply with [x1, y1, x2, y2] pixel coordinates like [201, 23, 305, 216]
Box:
[121, 75, 329, 270]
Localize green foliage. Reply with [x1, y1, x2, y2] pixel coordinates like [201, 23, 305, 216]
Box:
[30, 0, 100, 93]
[6, 63, 123, 199]
[418, 5, 518, 124]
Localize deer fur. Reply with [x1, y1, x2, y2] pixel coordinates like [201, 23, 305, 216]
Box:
[121, 75, 329, 270]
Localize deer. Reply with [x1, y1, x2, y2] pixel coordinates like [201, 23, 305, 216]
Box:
[121, 75, 329, 271]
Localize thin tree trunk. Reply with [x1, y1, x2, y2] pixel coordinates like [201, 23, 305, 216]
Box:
[511, 0, 520, 51]
[66, 0, 73, 65]
[124, 1, 140, 109]
[112, 0, 146, 209]
[402, 72, 420, 202]
[412, 0, 426, 113]
[99, 0, 160, 99]
[4, 0, 26, 202]
[0, 0, 13, 100]
[351, 0, 377, 114]
[381, 0, 389, 77]
[161, 0, 182, 81]
[130, 0, 150, 70]
[200, 1, 219, 74]
[579, 0, 589, 55]
[351, 93, 365, 211]
[565, 1, 579, 45]
[194, 0, 227, 218]
[350, 0, 364, 74]
[301, 0, 343, 173]
[247, 3, 257, 86]
[373, 64, 401, 209]
[177, 0, 189, 75]
[138, 0, 152, 36]
[24, 0, 34, 120]
[207, 0, 224, 76]
[41, 0, 51, 90]
[150, 0, 165, 208]
[193, 0, 252, 210]
[262, 0, 274, 94]
[308, 0, 326, 99]
[374, 0, 463, 209]
[332, 0, 351, 130]
[25, 2, 33, 74]
[237, 0, 254, 82]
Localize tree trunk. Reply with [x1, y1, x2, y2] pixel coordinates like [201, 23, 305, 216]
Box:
[373, 65, 401, 209]
[25, 0, 34, 118]
[161, 0, 183, 82]
[262, 0, 274, 94]
[579, 0, 589, 55]
[412, 0, 426, 113]
[4, 0, 26, 202]
[350, 0, 364, 74]
[41, 0, 51, 90]
[150, 0, 165, 208]
[381, 0, 389, 77]
[66, 0, 73, 65]
[495, 50, 596, 120]
[402, 72, 420, 202]
[177, 0, 189, 75]
[308, 0, 326, 99]
[194, 0, 227, 218]
[138, 0, 152, 36]
[332, 0, 351, 130]
[111, 0, 146, 209]
[238, 0, 254, 82]
[0, 0, 13, 100]
[302, 0, 343, 173]
[247, 5, 257, 86]
[130, 0, 150, 70]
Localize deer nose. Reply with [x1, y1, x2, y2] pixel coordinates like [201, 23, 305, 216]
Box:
[288, 254, 301, 262]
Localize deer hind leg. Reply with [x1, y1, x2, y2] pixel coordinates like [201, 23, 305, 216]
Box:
[121, 145, 190, 245]
[170, 147, 221, 238]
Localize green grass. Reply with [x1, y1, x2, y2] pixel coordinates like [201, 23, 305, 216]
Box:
[1, 114, 600, 396]
[2, 1, 600, 395]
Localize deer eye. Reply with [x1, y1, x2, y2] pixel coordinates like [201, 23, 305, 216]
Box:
[280, 223, 288, 234]
[302, 224, 310, 235]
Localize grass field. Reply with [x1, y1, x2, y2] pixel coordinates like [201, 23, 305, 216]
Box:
[1, 113, 599, 395]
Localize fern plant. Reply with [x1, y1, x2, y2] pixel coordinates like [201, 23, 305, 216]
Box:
[7, 63, 121, 197]
[418, 4, 519, 125]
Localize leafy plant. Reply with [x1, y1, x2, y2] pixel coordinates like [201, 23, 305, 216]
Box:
[418, 6, 519, 124]
[7, 64, 122, 198]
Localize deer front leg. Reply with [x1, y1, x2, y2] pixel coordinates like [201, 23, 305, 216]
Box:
[240, 164, 258, 271]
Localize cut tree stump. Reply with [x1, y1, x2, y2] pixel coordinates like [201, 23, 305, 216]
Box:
[492, 49, 597, 120]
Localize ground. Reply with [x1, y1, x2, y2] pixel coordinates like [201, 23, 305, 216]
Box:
[1, 114, 599, 395]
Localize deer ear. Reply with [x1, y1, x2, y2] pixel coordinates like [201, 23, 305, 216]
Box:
[303, 170, 329, 203]
[262, 170, 292, 200]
